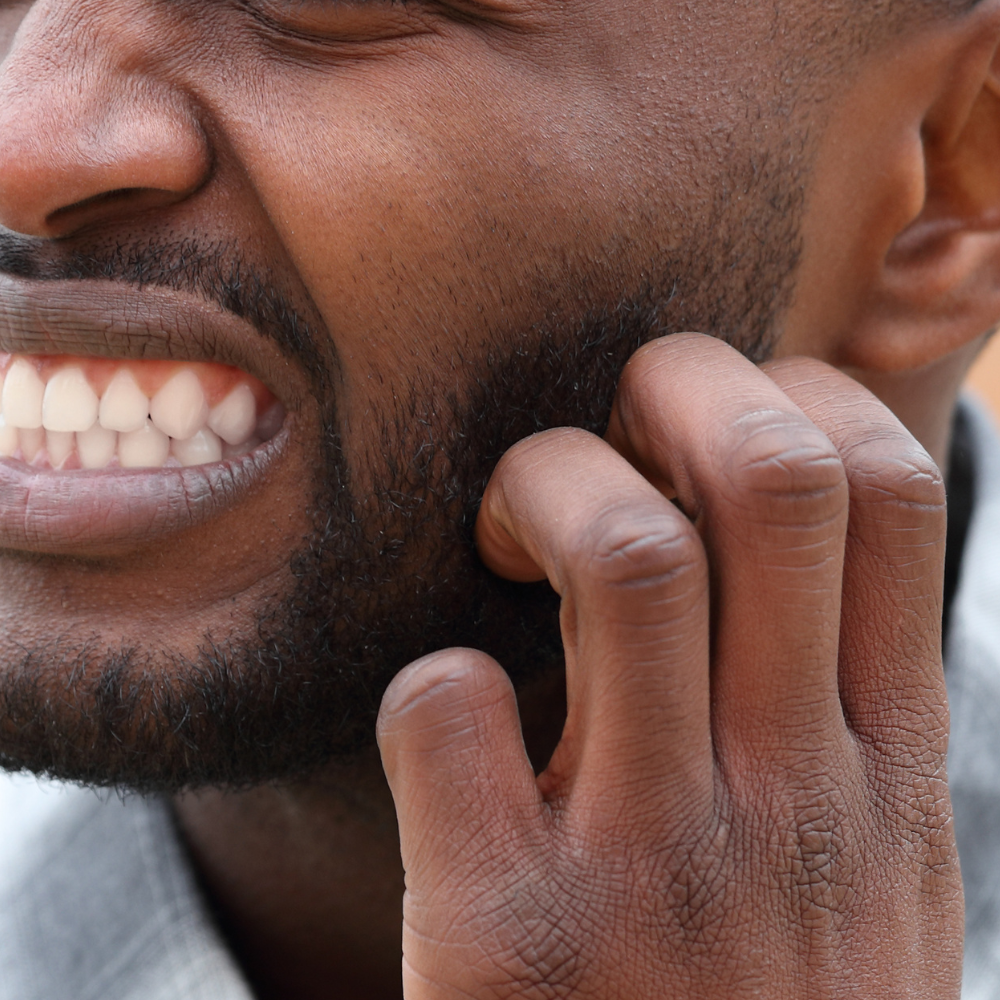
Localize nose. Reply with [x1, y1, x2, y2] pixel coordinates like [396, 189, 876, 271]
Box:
[0, 5, 211, 239]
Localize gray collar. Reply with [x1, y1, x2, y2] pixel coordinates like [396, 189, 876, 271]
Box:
[945, 396, 1000, 999]
[0, 775, 252, 1000]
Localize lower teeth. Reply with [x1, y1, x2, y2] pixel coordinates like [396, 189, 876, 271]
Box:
[0, 419, 272, 470]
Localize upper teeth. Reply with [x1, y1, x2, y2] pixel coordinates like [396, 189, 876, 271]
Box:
[3, 360, 44, 430]
[99, 369, 149, 433]
[149, 370, 210, 441]
[208, 383, 258, 445]
[0, 357, 277, 470]
[43, 367, 100, 432]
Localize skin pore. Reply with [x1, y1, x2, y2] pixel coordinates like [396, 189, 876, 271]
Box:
[1, 0, 1000, 998]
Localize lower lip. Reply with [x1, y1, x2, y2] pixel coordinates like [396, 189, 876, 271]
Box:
[0, 427, 289, 557]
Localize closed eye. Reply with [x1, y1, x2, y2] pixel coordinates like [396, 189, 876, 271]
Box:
[238, 0, 442, 46]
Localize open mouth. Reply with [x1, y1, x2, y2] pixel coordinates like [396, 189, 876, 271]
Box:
[0, 355, 285, 470]
[0, 275, 312, 555]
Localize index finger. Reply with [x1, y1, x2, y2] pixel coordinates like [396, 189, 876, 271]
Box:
[476, 427, 714, 824]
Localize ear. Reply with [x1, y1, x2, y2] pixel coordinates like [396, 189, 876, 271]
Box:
[874, 11, 1000, 370]
[782, 2, 1000, 377]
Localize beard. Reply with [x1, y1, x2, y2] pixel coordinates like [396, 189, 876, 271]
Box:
[0, 144, 804, 794]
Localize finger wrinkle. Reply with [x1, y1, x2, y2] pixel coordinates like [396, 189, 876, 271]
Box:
[570, 507, 703, 595]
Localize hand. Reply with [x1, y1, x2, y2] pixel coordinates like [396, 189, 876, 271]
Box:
[377, 333, 963, 998]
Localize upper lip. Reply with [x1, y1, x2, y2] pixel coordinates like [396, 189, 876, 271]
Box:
[0, 273, 308, 409]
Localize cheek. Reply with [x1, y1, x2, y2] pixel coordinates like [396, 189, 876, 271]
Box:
[214, 46, 645, 419]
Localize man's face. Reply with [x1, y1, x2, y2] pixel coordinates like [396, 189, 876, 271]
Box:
[0, 0, 880, 789]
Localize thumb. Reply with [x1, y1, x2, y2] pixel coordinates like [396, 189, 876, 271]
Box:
[377, 648, 544, 885]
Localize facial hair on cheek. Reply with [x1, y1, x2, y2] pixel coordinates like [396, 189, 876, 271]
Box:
[0, 138, 804, 793]
[0, 368, 569, 794]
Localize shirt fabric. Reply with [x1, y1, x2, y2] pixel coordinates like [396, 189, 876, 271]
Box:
[947, 398, 1000, 998]
[4, 399, 1000, 998]
[0, 779, 251, 999]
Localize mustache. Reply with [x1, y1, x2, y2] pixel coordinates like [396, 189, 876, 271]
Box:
[0, 230, 330, 386]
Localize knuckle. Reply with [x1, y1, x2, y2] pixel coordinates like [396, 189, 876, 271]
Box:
[720, 410, 846, 518]
[786, 814, 844, 900]
[841, 432, 945, 515]
[573, 504, 702, 592]
[759, 773, 856, 920]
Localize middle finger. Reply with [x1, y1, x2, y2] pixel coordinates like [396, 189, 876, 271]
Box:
[607, 333, 850, 757]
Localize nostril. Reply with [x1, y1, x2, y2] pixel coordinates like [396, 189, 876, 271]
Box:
[52, 188, 143, 217]
[0, 44, 212, 239]
[45, 186, 196, 238]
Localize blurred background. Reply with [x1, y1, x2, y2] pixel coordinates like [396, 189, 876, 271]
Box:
[968, 336, 1000, 420]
